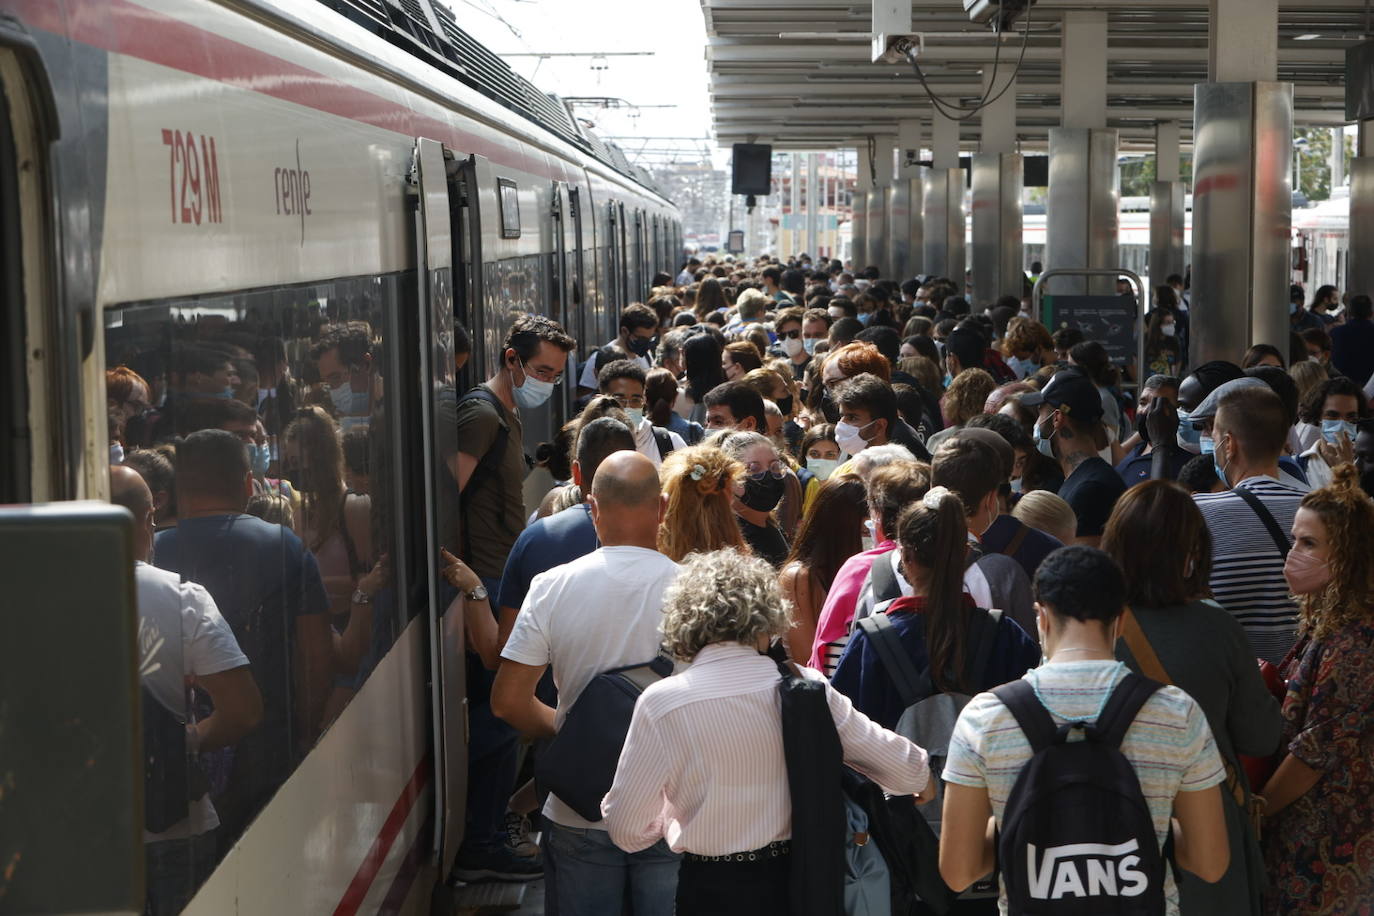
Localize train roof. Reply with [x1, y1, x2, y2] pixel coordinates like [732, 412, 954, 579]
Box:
[309, 0, 667, 198]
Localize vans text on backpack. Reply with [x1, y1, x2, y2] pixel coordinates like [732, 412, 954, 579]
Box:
[992, 673, 1174, 915]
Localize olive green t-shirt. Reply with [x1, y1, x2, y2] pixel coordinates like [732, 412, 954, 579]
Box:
[447, 385, 526, 579]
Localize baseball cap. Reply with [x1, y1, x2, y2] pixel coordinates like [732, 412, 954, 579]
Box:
[1019, 368, 1105, 423]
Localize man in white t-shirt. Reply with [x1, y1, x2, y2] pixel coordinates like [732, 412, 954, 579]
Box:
[111, 466, 262, 914]
[492, 451, 681, 915]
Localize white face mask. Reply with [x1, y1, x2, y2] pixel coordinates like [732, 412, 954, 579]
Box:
[860, 518, 877, 552]
[782, 336, 805, 358]
[1161, 323, 1176, 337]
[511, 362, 555, 409]
[835, 419, 875, 456]
[109, 442, 125, 465]
[828, 307, 845, 320]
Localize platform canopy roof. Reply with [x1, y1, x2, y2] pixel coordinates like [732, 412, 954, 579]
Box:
[700, 0, 1367, 151]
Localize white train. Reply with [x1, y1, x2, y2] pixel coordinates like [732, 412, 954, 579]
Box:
[0, 0, 678, 913]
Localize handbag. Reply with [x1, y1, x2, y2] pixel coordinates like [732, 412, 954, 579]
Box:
[534, 655, 673, 823]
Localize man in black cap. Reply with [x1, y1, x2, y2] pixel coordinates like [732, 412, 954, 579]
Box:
[1021, 368, 1126, 548]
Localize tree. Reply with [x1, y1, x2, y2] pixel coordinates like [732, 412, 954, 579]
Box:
[1118, 155, 1193, 197]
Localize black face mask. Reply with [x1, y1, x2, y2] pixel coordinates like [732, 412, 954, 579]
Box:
[820, 388, 840, 424]
[627, 336, 655, 357]
[776, 395, 794, 416]
[741, 473, 785, 513]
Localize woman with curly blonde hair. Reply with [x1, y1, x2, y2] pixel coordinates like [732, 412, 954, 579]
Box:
[926, 368, 996, 450]
[658, 444, 747, 561]
[1261, 463, 1374, 915]
[601, 549, 933, 914]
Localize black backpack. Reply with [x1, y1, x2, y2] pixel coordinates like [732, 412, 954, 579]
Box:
[992, 673, 1173, 915]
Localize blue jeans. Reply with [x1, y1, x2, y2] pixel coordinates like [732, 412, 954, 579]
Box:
[543, 821, 679, 916]
[459, 575, 520, 855]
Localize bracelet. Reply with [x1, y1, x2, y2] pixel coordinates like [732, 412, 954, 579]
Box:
[352, 588, 373, 605]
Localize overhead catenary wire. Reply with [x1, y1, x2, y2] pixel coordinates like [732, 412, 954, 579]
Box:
[902, 3, 1033, 123]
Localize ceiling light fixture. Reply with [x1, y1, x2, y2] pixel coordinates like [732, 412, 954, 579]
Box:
[1294, 33, 1322, 40]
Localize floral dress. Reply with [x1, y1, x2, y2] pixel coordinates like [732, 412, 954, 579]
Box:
[1263, 620, 1374, 915]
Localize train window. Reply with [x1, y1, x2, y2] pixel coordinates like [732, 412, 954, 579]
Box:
[103, 272, 417, 908]
[498, 177, 520, 238]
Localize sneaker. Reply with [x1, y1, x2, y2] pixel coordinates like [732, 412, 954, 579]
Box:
[505, 810, 539, 858]
[451, 844, 544, 883]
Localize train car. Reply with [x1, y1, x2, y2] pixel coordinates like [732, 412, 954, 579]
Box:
[0, 0, 678, 913]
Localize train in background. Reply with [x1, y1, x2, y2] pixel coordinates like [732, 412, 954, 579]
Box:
[0, 0, 678, 913]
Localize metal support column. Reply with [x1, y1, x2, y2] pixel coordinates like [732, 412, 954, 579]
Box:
[806, 153, 819, 259]
[971, 153, 1024, 306]
[923, 168, 965, 283]
[1150, 121, 1185, 292]
[1348, 123, 1374, 297]
[866, 136, 895, 274]
[1047, 128, 1119, 295]
[1191, 82, 1292, 362]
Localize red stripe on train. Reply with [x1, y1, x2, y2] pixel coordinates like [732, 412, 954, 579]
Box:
[12, 0, 544, 173]
[334, 755, 432, 916]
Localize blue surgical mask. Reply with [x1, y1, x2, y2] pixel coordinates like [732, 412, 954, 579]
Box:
[857, 313, 873, 326]
[1176, 408, 1202, 452]
[943, 372, 953, 388]
[1009, 477, 1023, 494]
[330, 383, 368, 415]
[625, 407, 645, 427]
[512, 363, 555, 409]
[1199, 435, 1214, 455]
[211, 387, 235, 399]
[1033, 421, 1056, 458]
[1007, 356, 1038, 380]
[1322, 418, 1357, 444]
[250, 442, 271, 476]
[1289, 301, 1298, 315]
[1214, 450, 1229, 487]
[802, 337, 819, 355]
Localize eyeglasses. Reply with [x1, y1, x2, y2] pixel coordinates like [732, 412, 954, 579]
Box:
[745, 459, 786, 480]
[522, 361, 564, 385]
[610, 393, 646, 408]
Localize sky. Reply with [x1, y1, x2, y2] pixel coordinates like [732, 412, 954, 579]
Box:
[444, 0, 722, 167]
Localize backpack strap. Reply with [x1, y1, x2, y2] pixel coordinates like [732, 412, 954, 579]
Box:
[1092, 672, 1163, 749]
[856, 610, 933, 708]
[964, 608, 1003, 690]
[1231, 484, 1291, 559]
[991, 679, 1058, 753]
[651, 426, 674, 460]
[868, 549, 901, 604]
[998, 520, 1030, 560]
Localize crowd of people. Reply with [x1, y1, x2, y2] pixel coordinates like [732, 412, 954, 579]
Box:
[106, 253, 1374, 916]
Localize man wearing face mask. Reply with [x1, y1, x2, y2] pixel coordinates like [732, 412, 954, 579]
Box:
[829, 374, 931, 472]
[1187, 376, 1311, 491]
[597, 360, 686, 466]
[1113, 375, 1191, 487]
[1193, 385, 1305, 662]
[771, 306, 813, 380]
[312, 322, 377, 430]
[577, 304, 658, 397]
[443, 313, 575, 883]
[1020, 368, 1126, 548]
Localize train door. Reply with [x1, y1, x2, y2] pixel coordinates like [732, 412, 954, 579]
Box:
[550, 180, 576, 420]
[0, 32, 146, 916]
[410, 137, 465, 880]
[568, 185, 586, 341]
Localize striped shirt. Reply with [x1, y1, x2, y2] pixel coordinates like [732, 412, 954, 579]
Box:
[602, 642, 930, 856]
[1194, 476, 1304, 663]
[944, 660, 1226, 916]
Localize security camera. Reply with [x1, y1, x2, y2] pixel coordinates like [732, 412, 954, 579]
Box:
[963, 0, 1035, 29]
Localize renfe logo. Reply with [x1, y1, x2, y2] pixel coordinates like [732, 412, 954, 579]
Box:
[1026, 840, 1149, 900]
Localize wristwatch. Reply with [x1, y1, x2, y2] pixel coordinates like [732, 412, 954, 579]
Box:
[466, 584, 489, 601]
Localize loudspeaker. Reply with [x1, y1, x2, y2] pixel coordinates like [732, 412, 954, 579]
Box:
[731, 143, 772, 196]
